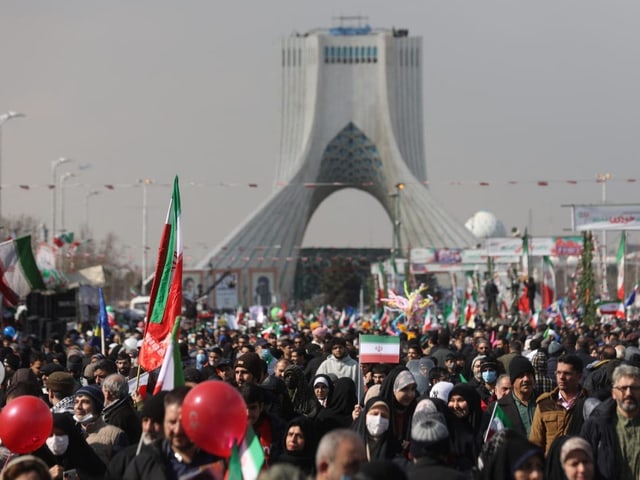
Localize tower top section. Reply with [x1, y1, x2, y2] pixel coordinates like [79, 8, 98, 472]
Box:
[296, 17, 410, 38]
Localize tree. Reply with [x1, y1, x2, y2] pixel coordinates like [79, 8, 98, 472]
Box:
[319, 257, 362, 309]
[578, 231, 597, 325]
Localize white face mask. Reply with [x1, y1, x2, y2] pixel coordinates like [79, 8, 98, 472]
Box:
[73, 413, 95, 425]
[46, 435, 69, 456]
[366, 415, 389, 437]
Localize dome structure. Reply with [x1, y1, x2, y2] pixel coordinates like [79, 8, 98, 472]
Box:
[465, 211, 507, 238]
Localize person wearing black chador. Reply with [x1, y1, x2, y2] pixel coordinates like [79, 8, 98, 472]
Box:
[33, 412, 106, 480]
[351, 396, 402, 462]
[274, 416, 317, 476]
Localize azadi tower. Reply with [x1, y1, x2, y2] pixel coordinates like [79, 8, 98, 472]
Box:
[197, 21, 477, 306]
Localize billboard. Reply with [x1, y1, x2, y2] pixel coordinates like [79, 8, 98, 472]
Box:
[572, 204, 640, 231]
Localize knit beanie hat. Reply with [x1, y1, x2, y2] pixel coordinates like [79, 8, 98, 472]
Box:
[141, 391, 168, 423]
[75, 384, 104, 414]
[410, 410, 449, 458]
[510, 356, 536, 383]
[235, 352, 263, 380]
[471, 355, 487, 370]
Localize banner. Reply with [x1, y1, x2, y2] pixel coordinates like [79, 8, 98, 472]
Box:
[573, 205, 640, 231]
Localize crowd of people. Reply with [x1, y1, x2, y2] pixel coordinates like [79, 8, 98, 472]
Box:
[1, 312, 640, 480]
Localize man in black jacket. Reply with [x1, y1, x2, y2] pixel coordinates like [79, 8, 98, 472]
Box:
[581, 363, 640, 480]
[102, 373, 142, 444]
[484, 356, 538, 438]
[123, 386, 221, 480]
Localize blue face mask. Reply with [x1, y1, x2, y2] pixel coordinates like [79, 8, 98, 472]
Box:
[196, 353, 206, 366]
[482, 370, 497, 384]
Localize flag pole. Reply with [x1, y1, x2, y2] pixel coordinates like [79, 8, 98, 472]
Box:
[483, 401, 499, 443]
[101, 325, 106, 356]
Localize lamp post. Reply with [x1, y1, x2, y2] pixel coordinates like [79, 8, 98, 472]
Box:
[596, 172, 612, 298]
[0, 111, 25, 227]
[140, 178, 152, 294]
[59, 172, 75, 233]
[84, 190, 100, 234]
[389, 182, 404, 292]
[50, 157, 73, 242]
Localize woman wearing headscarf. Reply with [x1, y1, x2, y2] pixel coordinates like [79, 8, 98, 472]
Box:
[283, 365, 319, 418]
[33, 412, 106, 480]
[379, 366, 418, 456]
[311, 374, 334, 409]
[477, 428, 544, 480]
[446, 383, 483, 473]
[545, 435, 595, 480]
[351, 396, 402, 462]
[274, 416, 317, 476]
[315, 377, 357, 438]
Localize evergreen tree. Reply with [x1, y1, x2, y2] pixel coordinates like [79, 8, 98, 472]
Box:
[578, 231, 597, 325]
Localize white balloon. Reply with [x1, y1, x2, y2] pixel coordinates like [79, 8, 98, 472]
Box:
[465, 210, 507, 238]
[0, 362, 5, 385]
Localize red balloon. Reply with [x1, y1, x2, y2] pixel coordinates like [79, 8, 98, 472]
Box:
[0, 396, 53, 453]
[181, 380, 248, 457]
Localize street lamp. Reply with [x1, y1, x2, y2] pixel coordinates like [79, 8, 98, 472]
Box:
[139, 178, 153, 294]
[0, 111, 25, 227]
[59, 172, 75, 233]
[84, 190, 100, 234]
[596, 172, 612, 298]
[50, 157, 73, 242]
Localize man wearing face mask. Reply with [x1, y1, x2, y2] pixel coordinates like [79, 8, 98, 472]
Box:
[73, 385, 129, 465]
[476, 358, 500, 408]
[351, 397, 401, 461]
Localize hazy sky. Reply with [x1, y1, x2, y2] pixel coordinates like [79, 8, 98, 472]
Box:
[1, 1, 639, 269]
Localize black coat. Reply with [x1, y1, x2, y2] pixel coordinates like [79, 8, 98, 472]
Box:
[103, 396, 142, 444]
[580, 398, 622, 480]
[406, 457, 467, 480]
[482, 391, 538, 438]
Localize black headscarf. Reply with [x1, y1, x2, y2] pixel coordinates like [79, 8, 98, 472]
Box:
[447, 383, 483, 472]
[351, 396, 402, 461]
[32, 412, 106, 477]
[311, 373, 334, 408]
[275, 416, 317, 475]
[478, 428, 543, 480]
[315, 377, 357, 437]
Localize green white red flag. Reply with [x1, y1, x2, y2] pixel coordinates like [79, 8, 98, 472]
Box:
[484, 402, 513, 442]
[227, 426, 265, 480]
[153, 317, 185, 394]
[0, 236, 44, 307]
[542, 256, 555, 309]
[359, 334, 400, 363]
[138, 177, 183, 372]
[617, 232, 626, 301]
[521, 230, 530, 278]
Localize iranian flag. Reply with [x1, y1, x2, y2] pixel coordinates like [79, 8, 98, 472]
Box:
[138, 177, 183, 372]
[359, 335, 400, 363]
[484, 402, 513, 442]
[463, 271, 478, 325]
[227, 426, 265, 480]
[521, 230, 530, 278]
[153, 318, 185, 394]
[541, 256, 555, 309]
[0, 236, 45, 307]
[617, 232, 626, 301]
